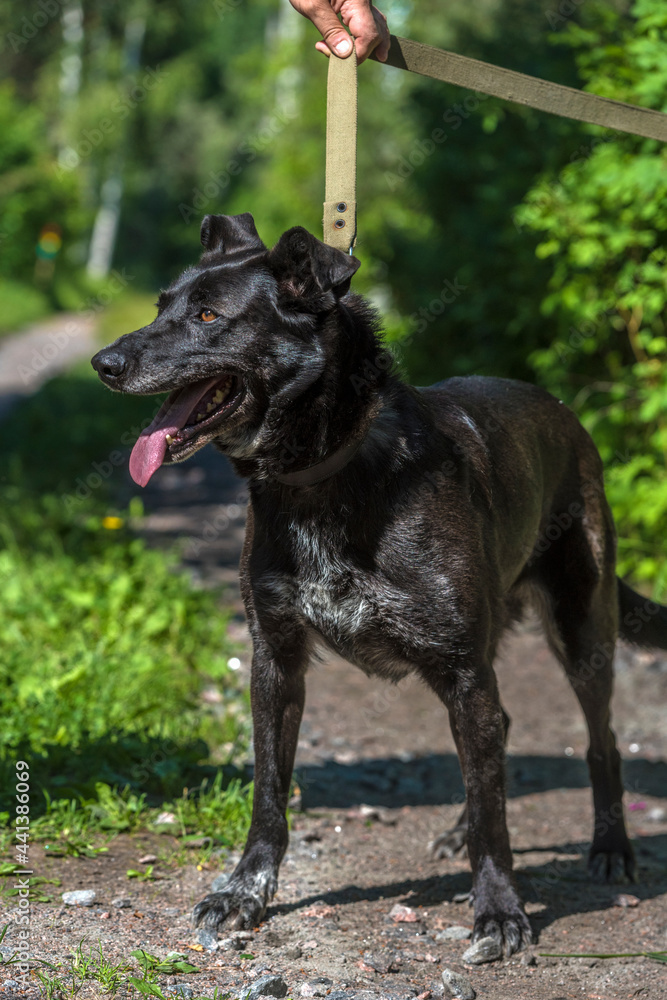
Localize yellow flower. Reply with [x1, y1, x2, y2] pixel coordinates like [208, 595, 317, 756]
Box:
[102, 516, 124, 530]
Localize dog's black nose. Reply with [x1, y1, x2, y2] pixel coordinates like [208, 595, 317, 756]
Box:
[91, 349, 127, 381]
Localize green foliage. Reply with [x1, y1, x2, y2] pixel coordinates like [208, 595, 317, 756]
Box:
[131, 950, 199, 975]
[0, 516, 239, 753]
[96, 289, 158, 347]
[0, 368, 251, 836]
[516, 0, 667, 589]
[0, 278, 50, 335]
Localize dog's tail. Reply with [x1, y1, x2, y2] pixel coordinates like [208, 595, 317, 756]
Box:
[618, 577, 667, 650]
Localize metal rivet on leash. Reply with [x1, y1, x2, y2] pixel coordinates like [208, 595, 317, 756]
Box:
[324, 40, 357, 253]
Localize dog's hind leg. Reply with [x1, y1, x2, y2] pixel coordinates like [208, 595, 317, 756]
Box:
[430, 704, 510, 859]
[534, 525, 635, 884]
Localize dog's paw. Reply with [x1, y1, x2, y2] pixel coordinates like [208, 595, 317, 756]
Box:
[192, 870, 276, 931]
[472, 906, 532, 958]
[430, 826, 467, 859]
[588, 847, 636, 885]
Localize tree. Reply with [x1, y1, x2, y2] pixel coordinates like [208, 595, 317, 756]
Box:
[515, 0, 667, 588]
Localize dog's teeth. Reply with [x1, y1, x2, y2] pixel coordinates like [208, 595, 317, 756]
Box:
[196, 412, 204, 421]
[206, 401, 215, 412]
[213, 389, 224, 403]
[166, 434, 174, 444]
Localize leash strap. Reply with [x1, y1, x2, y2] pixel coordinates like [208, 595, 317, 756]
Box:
[372, 35, 667, 143]
[323, 40, 358, 252]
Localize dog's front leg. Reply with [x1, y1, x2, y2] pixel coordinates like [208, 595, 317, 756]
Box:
[193, 631, 306, 931]
[430, 665, 532, 956]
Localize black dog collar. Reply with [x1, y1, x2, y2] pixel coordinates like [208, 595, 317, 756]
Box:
[275, 436, 365, 487]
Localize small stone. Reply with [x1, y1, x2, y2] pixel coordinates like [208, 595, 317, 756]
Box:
[647, 806, 667, 822]
[441, 967, 476, 1000]
[520, 952, 537, 967]
[164, 907, 181, 917]
[363, 950, 401, 973]
[452, 892, 471, 904]
[112, 897, 132, 909]
[241, 974, 289, 999]
[389, 903, 418, 923]
[155, 810, 177, 825]
[435, 925, 472, 942]
[168, 986, 194, 999]
[211, 872, 232, 892]
[231, 931, 255, 951]
[62, 890, 96, 907]
[462, 936, 502, 965]
[197, 928, 219, 951]
[138, 853, 157, 864]
[284, 945, 303, 959]
[300, 977, 333, 997]
[2, 982, 20, 990]
[613, 893, 640, 908]
[262, 930, 283, 947]
[356, 959, 375, 973]
[302, 902, 336, 918]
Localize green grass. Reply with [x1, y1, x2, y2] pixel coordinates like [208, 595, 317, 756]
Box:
[0, 364, 253, 850]
[0, 278, 51, 336]
[17, 934, 232, 999]
[96, 290, 158, 348]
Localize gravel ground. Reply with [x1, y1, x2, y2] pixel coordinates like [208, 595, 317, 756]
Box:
[2, 445, 667, 1000]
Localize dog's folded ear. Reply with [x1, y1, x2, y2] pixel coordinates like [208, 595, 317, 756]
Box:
[269, 227, 360, 310]
[200, 213, 266, 255]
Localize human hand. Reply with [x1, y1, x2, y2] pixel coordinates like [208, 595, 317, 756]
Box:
[289, 0, 390, 64]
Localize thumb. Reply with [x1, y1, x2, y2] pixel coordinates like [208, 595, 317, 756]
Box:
[325, 29, 353, 57]
[308, 6, 353, 57]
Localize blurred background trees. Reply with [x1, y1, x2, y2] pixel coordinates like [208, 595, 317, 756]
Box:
[1, 0, 666, 587]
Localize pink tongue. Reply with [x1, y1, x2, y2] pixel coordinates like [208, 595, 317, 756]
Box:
[129, 377, 220, 487]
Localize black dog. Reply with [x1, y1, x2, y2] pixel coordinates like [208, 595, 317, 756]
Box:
[92, 213, 667, 956]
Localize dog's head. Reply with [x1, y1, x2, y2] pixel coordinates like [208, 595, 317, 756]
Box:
[91, 213, 361, 486]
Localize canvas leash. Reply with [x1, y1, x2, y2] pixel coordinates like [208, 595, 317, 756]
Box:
[323, 32, 667, 250]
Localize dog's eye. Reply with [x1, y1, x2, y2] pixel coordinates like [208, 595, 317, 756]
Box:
[200, 309, 217, 323]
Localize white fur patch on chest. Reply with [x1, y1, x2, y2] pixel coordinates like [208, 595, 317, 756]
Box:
[260, 520, 360, 633]
[255, 523, 421, 679]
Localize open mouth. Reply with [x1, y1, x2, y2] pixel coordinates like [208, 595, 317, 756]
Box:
[129, 374, 244, 487]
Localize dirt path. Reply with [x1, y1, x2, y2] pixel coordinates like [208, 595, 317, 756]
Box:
[3, 445, 667, 1000]
[0, 314, 97, 421]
